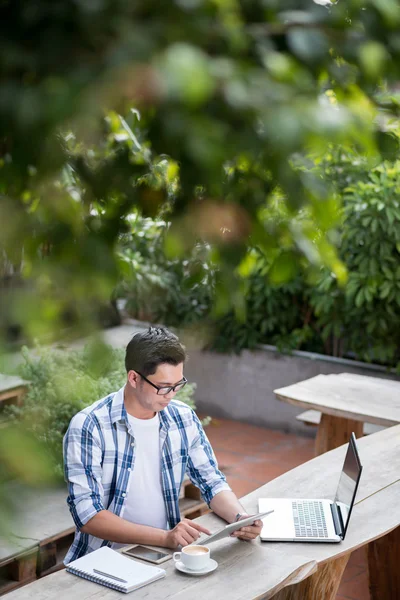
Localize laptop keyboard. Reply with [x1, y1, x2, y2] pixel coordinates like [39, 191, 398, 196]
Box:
[292, 501, 329, 538]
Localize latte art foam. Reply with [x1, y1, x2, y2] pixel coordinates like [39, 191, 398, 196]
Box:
[183, 546, 209, 555]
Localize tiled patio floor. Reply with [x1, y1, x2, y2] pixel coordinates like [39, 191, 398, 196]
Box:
[204, 417, 369, 600]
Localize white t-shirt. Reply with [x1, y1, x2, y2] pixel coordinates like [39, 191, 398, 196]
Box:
[116, 413, 168, 542]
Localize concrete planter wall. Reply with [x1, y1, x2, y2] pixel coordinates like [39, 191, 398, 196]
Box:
[183, 344, 400, 436]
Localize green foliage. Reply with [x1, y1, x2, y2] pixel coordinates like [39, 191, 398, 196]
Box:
[3, 1, 400, 343]
[310, 160, 400, 364]
[111, 153, 400, 367]
[212, 153, 400, 367]
[115, 213, 214, 326]
[212, 251, 311, 352]
[4, 0, 400, 529]
[4, 342, 200, 478]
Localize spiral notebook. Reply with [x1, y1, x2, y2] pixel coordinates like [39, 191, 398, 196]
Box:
[66, 546, 166, 593]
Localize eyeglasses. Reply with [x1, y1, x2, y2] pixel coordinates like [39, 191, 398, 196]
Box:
[137, 372, 188, 396]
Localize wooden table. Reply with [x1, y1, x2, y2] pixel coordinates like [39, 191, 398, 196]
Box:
[274, 372, 400, 455]
[5, 425, 400, 600]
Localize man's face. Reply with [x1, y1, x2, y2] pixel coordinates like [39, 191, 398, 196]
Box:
[128, 362, 185, 414]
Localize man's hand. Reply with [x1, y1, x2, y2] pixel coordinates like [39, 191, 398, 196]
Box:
[231, 514, 263, 541]
[165, 518, 211, 549]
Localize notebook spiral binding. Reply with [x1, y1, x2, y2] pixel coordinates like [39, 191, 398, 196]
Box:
[66, 567, 126, 593]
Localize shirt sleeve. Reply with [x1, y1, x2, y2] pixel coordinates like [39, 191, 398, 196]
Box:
[186, 410, 231, 506]
[63, 411, 105, 529]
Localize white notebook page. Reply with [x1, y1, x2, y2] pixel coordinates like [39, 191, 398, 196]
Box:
[67, 546, 165, 591]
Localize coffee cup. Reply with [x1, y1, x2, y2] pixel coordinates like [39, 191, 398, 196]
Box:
[173, 545, 210, 571]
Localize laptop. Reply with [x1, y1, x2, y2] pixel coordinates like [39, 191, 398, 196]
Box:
[258, 433, 363, 543]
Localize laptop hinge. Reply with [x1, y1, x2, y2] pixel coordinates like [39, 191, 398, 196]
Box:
[330, 503, 344, 538]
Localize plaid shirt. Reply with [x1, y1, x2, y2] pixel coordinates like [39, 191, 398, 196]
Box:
[63, 386, 230, 564]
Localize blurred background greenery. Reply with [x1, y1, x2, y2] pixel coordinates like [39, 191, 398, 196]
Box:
[2, 0, 400, 531]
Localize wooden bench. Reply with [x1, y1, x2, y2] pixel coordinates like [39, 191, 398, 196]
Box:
[0, 478, 207, 596]
[296, 409, 385, 436]
[0, 375, 30, 409]
[179, 477, 209, 519]
[0, 543, 38, 596]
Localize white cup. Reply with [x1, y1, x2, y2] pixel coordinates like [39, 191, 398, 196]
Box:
[173, 545, 210, 571]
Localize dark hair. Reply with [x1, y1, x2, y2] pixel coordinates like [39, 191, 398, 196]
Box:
[125, 327, 186, 375]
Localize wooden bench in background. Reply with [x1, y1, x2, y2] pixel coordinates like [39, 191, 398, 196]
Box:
[0, 477, 207, 596]
[0, 375, 30, 410]
[296, 409, 385, 436]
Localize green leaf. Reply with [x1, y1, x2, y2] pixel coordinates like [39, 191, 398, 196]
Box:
[159, 43, 215, 106]
[355, 288, 365, 307]
[287, 29, 329, 65]
[386, 208, 395, 225]
[376, 131, 400, 161]
[382, 265, 394, 280]
[359, 41, 388, 80]
[237, 252, 258, 278]
[269, 252, 298, 285]
[362, 216, 372, 227]
[380, 282, 391, 299]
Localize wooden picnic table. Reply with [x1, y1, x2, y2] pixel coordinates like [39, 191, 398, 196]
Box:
[274, 372, 400, 456]
[5, 424, 400, 600]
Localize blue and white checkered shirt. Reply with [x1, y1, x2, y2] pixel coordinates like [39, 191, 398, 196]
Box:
[63, 386, 230, 564]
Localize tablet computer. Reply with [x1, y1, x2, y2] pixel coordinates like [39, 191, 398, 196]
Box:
[200, 510, 274, 544]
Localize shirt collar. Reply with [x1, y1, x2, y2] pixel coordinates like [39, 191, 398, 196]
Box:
[159, 406, 171, 431]
[110, 385, 128, 425]
[110, 385, 171, 432]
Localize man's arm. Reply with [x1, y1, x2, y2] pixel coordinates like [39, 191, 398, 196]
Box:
[208, 489, 245, 523]
[81, 511, 211, 549]
[209, 490, 263, 540]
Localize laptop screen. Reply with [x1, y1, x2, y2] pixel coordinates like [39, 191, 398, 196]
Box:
[334, 433, 363, 537]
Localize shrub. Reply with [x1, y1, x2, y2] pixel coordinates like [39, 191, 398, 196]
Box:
[309, 161, 400, 364]
[113, 149, 400, 367]
[211, 154, 400, 367]
[115, 213, 214, 326]
[211, 260, 313, 353]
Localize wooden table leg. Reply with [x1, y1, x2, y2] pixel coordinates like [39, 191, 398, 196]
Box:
[368, 526, 400, 600]
[315, 414, 364, 456]
[271, 553, 350, 600]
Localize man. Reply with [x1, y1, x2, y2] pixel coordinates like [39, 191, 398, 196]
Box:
[63, 327, 262, 563]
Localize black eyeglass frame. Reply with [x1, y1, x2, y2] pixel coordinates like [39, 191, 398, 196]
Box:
[136, 371, 188, 396]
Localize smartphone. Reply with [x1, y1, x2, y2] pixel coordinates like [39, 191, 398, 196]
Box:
[122, 545, 172, 564]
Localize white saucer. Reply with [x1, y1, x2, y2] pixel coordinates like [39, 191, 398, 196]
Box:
[175, 559, 218, 576]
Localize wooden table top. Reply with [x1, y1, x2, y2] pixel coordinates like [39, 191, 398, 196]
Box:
[274, 372, 400, 426]
[6, 424, 400, 600]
